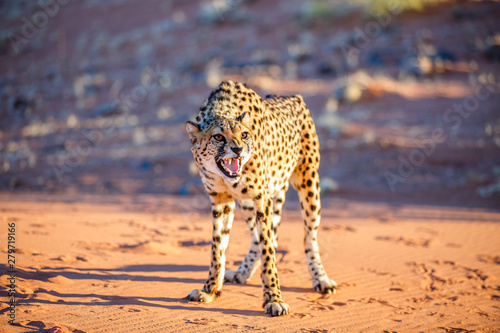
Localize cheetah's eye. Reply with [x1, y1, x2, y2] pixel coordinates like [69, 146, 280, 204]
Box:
[213, 134, 224, 142]
[241, 132, 249, 140]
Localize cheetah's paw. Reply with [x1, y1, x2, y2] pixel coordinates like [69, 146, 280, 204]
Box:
[186, 289, 218, 303]
[224, 270, 247, 284]
[265, 301, 290, 316]
[314, 277, 338, 294]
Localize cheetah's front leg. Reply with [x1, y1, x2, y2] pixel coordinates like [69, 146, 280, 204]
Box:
[225, 200, 261, 284]
[187, 193, 234, 303]
[255, 196, 290, 316]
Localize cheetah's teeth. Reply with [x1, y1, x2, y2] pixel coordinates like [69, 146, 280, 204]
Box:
[222, 157, 240, 176]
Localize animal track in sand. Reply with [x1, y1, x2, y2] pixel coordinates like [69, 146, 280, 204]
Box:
[375, 235, 433, 247]
[119, 306, 142, 313]
[178, 225, 204, 231]
[337, 282, 357, 288]
[376, 217, 394, 223]
[477, 254, 500, 265]
[291, 312, 313, 318]
[406, 262, 448, 292]
[82, 221, 107, 227]
[51, 254, 89, 263]
[277, 267, 295, 274]
[122, 219, 149, 231]
[299, 294, 355, 312]
[357, 297, 418, 314]
[322, 225, 357, 233]
[91, 282, 116, 288]
[16, 248, 42, 256]
[433, 260, 489, 286]
[388, 281, 406, 292]
[23, 230, 49, 235]
[438, 326, 476, 332]
[408, 260, 491, 292]
[76, 240, 180, 255]
[416, 227, 440, 236]
[180, 240, 211, 247]
[408, 295, 434, 305]
[30, 223, 48, 228]
[184, 318, 219, 326]
[309, 304, 336, 311]
[427, 311, 445, 317]
[361, 267, 396, 277]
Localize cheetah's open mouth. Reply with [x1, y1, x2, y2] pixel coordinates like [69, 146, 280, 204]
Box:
[216, 157, 242, 178]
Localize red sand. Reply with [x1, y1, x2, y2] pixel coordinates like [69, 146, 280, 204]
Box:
[1, 194, 499, 332]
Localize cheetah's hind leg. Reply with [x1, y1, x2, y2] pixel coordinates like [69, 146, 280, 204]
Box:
[292, 166, 338, 294]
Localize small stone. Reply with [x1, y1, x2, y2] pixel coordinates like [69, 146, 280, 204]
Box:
[321, 177, 339, 193]
[317, 59, 338, 76]
[7, 95, 33, 116]
[483, 44, 500, 62]
[132, 127, 149, 146]
[67, 114, 78, 128]
[157, 106, 173, 120]
[91, 102, 121, 118]
[324, 97, 338, 113]
[477, 180, 500, 198]
[205, 58, 223, 88]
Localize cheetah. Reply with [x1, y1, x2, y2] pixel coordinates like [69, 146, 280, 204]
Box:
[185, 81, 337, 316]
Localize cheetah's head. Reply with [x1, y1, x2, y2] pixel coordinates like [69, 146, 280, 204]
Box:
[186, 113, 254, 179]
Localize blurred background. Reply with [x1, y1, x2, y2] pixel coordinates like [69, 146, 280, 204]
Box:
[0, 0, 499, 208]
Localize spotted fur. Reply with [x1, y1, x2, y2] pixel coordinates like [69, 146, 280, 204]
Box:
[185, 81, 337, 316]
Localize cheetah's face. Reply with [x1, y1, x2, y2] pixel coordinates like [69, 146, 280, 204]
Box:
[186, 116, 254, 180]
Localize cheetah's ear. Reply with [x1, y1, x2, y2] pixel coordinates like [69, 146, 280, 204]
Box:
[235, 112, 247, 123]
[185, 121, 201, 144]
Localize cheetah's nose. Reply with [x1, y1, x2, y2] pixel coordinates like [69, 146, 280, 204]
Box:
[231, 146, 243, 156]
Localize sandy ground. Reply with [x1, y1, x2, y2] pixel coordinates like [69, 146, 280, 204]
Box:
[1, 193, 499, 332]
